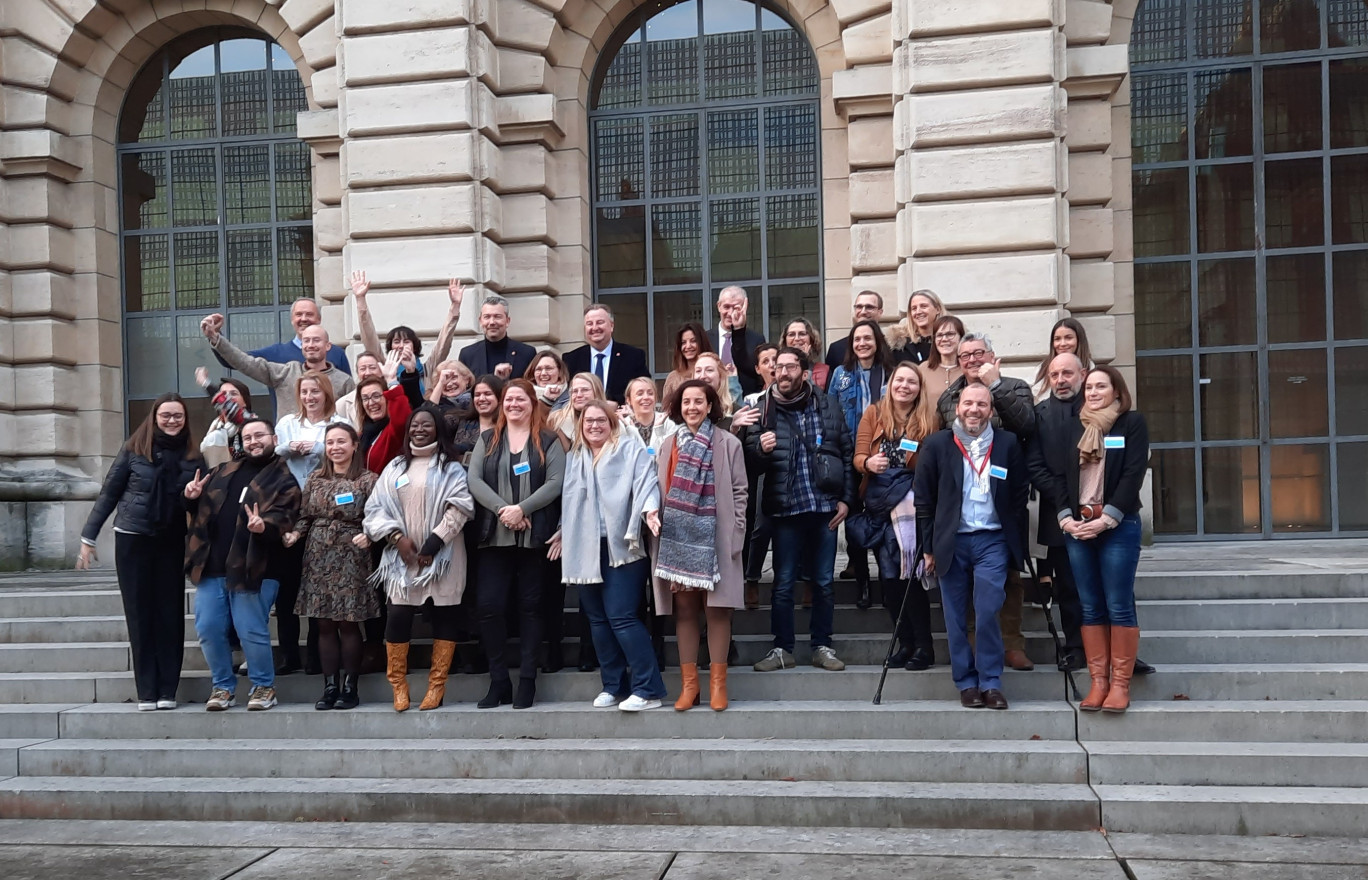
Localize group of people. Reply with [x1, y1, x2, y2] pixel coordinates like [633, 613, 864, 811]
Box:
[79, 281, 1150, 716]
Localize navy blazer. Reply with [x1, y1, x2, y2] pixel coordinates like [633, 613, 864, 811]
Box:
[563, 340, 650, 404]
[457, 336, 537, 380]
[912, 428, 1029, 574]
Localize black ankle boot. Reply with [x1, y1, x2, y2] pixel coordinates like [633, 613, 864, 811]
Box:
[855, 576, 872, 611]
[477, 677, 513, 708]
[542, 642, 564, 674]
[334, 671, 360, 710]
[905, 647, 935, 671]
[315, 675, 339, 710]
[513, 678, 536, 709]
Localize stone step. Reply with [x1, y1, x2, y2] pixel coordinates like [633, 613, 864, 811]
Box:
[1077, 701, 1368, 743]
[45, 701, 1078, 742]
[0, 591, 130, 619]
[1094, 784, 1368, 837]
[1134, 598, 1368, 631]
[1087, 741, 1368, 787]
[15, 737, 1087, 784]
[0, 775, 1102, 829]
[0, 705, 80, 740]
[1134, 570, 1368, 600]
[0, 738, 44, 777]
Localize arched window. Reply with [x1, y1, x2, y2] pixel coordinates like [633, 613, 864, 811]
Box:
[588, 0, 821, 373]
[1131, 0, 1368, 536]
[118, 29, 312, 426]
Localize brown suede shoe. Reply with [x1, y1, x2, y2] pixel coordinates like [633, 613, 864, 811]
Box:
[982, 689, 1009, 710]
[959, 687, 984, 708]
[1004, 649, 1035, 671]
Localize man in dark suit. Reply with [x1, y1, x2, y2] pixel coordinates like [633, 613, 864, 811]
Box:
[709, 286, 767, 397]
[562, 304, 649, 404]
[914, 382, 1029, 711]
[457, 293, 537, 380]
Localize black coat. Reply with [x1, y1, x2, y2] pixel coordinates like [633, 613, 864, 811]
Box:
[1025, 393, 1084, 548]
[936, 374, 1037, 440]
[913, 428, 1029, 574]
[1062, 411, 1150, 522]
[82, 446, 201, 542]
[563, 341, 650, 404]
[709, 325, 767, 397]
[458, 336, 537, 380]
[741, 386, 856, 516]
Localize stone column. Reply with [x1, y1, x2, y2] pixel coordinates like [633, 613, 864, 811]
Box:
[892, 0, 1069, 373]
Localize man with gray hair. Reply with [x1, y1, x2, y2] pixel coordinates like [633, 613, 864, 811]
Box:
[708, 286, 767, 397]
[458, 293, 537, 380]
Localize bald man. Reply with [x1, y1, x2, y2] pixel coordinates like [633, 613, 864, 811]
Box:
[203, 319, 354, 416]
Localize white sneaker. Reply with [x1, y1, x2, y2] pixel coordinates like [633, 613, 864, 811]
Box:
[137, 701, 157, 712]
[592, 692, 621, 708]
[205, 688, 235, 711]
[618, 695, 661, 712]
[156, 699, 177, 710]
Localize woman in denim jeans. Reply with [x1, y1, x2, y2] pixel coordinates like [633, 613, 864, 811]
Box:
[1060, 366, 1149, 714]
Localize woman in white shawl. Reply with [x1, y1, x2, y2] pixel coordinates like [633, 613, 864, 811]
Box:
[556, 399, 666, 711]
[363, 404, 474, 712]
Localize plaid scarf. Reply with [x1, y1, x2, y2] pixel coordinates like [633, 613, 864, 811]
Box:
[654, 419, 719, 590]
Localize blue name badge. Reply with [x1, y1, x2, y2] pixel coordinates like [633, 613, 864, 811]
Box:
[512, 461, 532, 476]
[334, 492, 354, 506]
[395, 474, 410, 489]
[1104, 436, 1126, 450]
[645, 447, 657, 456]
[988, 465, 1008, 481]
[815, 434, 823, 447]
[898, 438, 919, 453]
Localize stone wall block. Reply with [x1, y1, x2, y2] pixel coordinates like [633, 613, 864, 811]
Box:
[314, 155, 343, 206]
[910, 196, 1065, 256]
[345, 132, 486, 186]
[1066, 150, 1112, 205]
[5, 226, 76, 274]
[1064, 97, 1112, 150]
[311, 67, 340, 109]
[1067, 204, 1113, 258]
[0, 177, 73, 227]
[343, 80, 478, 137]
[850, 221, 899, 273]
[832, 65, 895, 118]
[939, 305, 1063, 362]
[12, 364, 79, 410]
[1067, 258, 1115, 311]
[908, 141, 1062, 202]
[847, 116, 896, 168]
[842, 14, 894, 65]
[493, 192, 552, 243]
[345, 183, 483, 238]
[1077, 313, 1117, 362]
[0, 36, 70, 101]
[490, 143, 550, 193]
[340, 0, 472, 34]
[483, 0, 557, 52]
[1064, 0, 1113, 45]
[906, 29, 1062, 94]
[10, 318, 76, 366]
[905, 84, 1062, 148]
[493, 45, 552, 94]
[71, 227, 118, 276]
[849, 169, 896, 220]
[911, 252, 1065, 308]
[904, 0, 1060, 39]
[297, 18, 339, 71]
[342, 28, 473, 87]
[313, 205, 346, 252]
[823, 227, 852, 280]
[9, 272, 77, 320]
[280, 0, 336, 35]
[344, 234, 485, 286]
[498, 242, 561, 294]
[833, 0, 892, 25]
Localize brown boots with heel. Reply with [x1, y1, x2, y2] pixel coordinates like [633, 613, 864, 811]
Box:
[1079, 624, 1140, 713]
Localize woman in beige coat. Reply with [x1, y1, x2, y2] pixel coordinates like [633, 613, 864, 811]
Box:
[652, 380, 748, 711]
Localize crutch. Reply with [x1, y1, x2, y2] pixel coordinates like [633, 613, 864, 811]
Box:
[1023, 556, 1081, 701]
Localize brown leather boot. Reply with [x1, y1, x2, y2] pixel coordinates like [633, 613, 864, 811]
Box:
[1079, 625, 1110, 712]
[420, 639, 456, 710]
[1102, 626, 1140, 713]
[385, 642, 410, 712]
[675, 662, 700, 711]
[709, 663, 729, 711]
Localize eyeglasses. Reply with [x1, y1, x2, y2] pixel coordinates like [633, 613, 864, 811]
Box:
[582, 417, 610, 427]
[360, 393, 385, 404]
[957, 349, 990, 363]
[157, 412, 186, 422]
[774, 363, 804, 373]
[934, 332, 960, 340]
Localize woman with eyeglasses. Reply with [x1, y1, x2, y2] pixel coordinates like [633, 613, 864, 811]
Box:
[78, 393, 203, 710]
[918, 315, 965, 406]
[782, 317, 829, 390]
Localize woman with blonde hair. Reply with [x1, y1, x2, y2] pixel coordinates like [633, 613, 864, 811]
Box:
[852, 361, 939, 670]
[550, 372, 606, 443]
[885, 289, 944, 365]
[557, 399, 666, 711]
[623, 376, 675, 451]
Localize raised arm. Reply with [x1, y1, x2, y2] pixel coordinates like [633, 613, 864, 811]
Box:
[350, 269, 385, 358]
[425, 278, 465, 372]
[202, 316, 281, 388]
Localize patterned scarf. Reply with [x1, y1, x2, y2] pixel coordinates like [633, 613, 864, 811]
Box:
[951, 418, 996, 496]
[654, 419, 719, 590]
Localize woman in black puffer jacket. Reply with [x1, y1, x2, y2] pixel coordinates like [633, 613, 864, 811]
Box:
[78, 392, 202, 711]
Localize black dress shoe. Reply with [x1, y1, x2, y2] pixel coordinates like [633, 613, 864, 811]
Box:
[982, 688, 1009, 710]
[1058, 648, 1087, 672]
[275, 658, 301, 676]
[513, 678, 536, 709]
[314, 675, 338, 710]
[888, 644, 912, 667]
[578, 658, 598, 672]
[1134, 657, 1156, 676]
[541, 644, 564, 674]
[959, 687, 984, 708]
[477, 678, 513, 709]
[904, 647, 934, 671]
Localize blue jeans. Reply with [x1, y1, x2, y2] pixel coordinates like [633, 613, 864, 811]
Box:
[194, 577, 279, 692]
[1066, 515, 1141, 627]
[939, 531, 1009, 692]
[771, 511, 838, 653]
[577, 542, 666, 700]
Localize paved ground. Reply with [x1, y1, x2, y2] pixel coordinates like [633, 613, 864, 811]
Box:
[3, 821, 1367, 879]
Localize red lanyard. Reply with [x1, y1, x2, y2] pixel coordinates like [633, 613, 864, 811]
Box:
[954, 436, 993, 477]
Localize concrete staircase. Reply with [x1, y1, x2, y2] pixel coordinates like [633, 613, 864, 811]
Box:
[1, 540, 1366, 834]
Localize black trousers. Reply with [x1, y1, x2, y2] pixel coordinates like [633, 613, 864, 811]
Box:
[114, 531, 187, 702]
[478, 546, 545, 682]
[1047, 545, 1084, 651]
[274, 541, 305, 661]
[385, 600, 460, 643]
[872, 538, 932, 652]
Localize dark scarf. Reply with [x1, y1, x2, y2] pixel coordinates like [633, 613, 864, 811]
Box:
[360, 417, 387, 457]
[148, 429, 189, 530]
[771, 379, 814, 412]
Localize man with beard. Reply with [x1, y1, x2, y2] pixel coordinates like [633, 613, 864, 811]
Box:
[184, 417, 302, 711]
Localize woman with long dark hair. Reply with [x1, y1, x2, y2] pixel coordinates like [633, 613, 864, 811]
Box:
[1033, 317, 1094, 401]
[661, 321, 713, 406]
[363, 404, 475, 711]
[78, 392, 202, 710]
[284, 423, 379, 710]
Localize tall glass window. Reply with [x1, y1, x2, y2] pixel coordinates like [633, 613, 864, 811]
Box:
[1131, 0, 1368, 536]
[118, 29, 312, 426]
[589, 0, 822, 373]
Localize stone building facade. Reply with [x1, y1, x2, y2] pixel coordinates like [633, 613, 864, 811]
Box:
[0, 0, 1362, 566]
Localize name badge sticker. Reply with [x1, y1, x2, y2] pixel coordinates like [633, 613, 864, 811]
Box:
[815, 433, 823, 447]
[334, 492, 354, 506]
[239, 487, 249, 503]
[395, 474, 410, 489]
[898, 438, 919, 453]
[988, 465, 1009, 481]
[645, 447, 657, 456]
[1104, 436, 1126, 450]
[512, 461, 532, 476]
